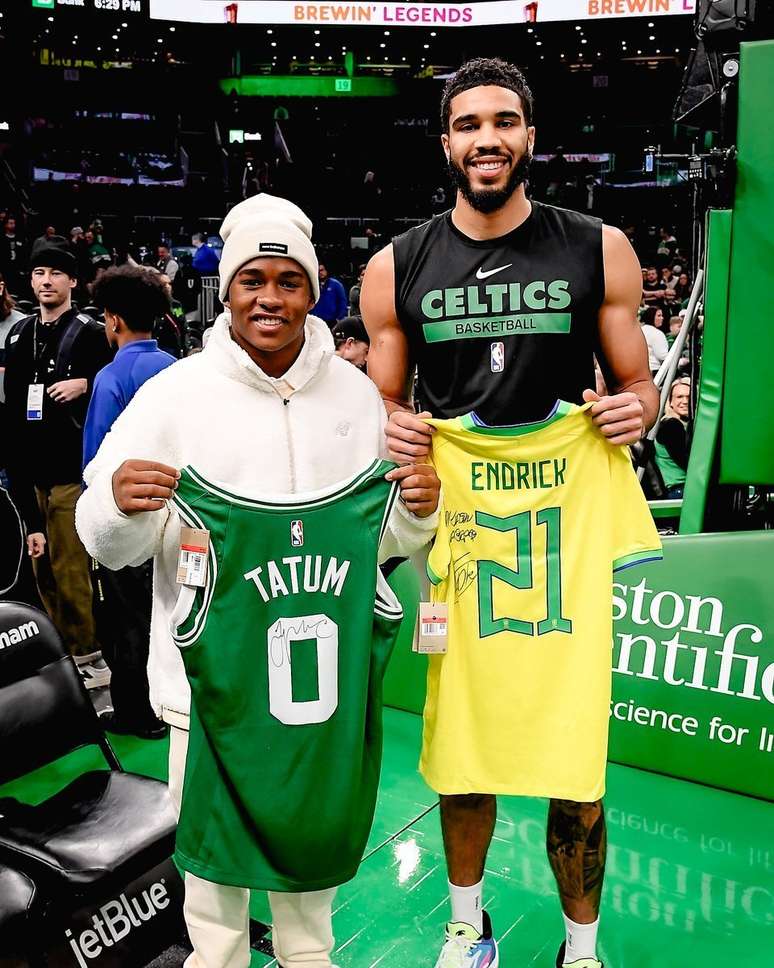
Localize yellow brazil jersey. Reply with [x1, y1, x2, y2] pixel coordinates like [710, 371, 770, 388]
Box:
[421, 400, 662, 802]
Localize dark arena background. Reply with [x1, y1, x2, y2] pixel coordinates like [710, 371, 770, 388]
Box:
[1, 1, 773, 967]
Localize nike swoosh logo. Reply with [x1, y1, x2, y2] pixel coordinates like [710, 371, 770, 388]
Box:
[476, 263, 512, 281]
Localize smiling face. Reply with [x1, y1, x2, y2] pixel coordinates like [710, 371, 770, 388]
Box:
[442, 85, 534, 214]
[670, 382, 690, 419]
[225, 256, 315, 378]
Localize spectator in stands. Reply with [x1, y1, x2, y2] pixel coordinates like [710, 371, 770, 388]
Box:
[0, 272, 26, 405]
[91, 219, 106, 244]
[33, 225, 57, 250]
[673, 270, 692, 305]
[313, 262, 348, 325]
[656, 226, 678, 266]
[85, 228, 113, 277]
[364, 226, 383, 253]
[0, 216, 26, 297]
[642, 266, 667, 307]
[69, 225, 90, 285]
[581, 173, 599, 214]
[655, 378, 691, 499]
[648, 305, 667, 332]
[660, 266, 675, 288]
[2, 238, 111, 687]
[156, 243, 179, 282]
[0, 348, 46, 608]
[667, 315, 682, 347]
[362, 169, 383, 214]
[332, 315, 370, 371]
[152, 270, 185, 358]
[348, 263, 366, 315]
[83, 265, 175, 740]
[191, 232, 220, 275]
[641, 306, 669, 376]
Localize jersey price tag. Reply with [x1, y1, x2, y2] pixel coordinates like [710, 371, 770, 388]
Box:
[413, 601, 448, 654]
[26, 383, 44, 421]
[177, 526, 210, 587]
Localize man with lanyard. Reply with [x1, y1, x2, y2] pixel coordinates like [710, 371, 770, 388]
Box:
[3, 237, 111, 687]
[361, 58, 657, 968]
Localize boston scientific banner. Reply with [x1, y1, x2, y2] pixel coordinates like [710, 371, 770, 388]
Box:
[609, 530, 774, 801]
[149, 0, 695, 27]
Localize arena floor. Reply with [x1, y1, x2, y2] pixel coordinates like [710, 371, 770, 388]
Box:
[1, 708, 769, 968]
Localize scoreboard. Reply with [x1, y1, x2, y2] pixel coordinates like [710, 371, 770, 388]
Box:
[31, 0, 146, 13]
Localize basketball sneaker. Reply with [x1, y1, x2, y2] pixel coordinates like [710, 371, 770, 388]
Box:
[433, 910, 498, 968]
[556, 941, 603, 968]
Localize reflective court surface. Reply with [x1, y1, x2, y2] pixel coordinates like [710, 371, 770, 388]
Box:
[250, 709, 774, 968]
[1, 708, 771, 967]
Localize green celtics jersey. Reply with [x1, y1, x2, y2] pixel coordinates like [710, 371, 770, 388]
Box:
[169, 460, 403, 892]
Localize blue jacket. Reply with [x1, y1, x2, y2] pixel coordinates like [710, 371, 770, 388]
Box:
[192, 244, 221, 274]
[312, 277, 348, 324]
[82, 340, 176, 471]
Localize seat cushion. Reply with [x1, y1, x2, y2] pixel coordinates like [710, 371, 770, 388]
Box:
[0, 772, 176, 891]
[0, 863, 36, 950]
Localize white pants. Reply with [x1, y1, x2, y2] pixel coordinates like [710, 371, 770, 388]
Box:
[168, 726, 337, 968]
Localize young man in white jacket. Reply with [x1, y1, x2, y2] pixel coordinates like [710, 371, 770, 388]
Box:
[75, 194, 440, 968]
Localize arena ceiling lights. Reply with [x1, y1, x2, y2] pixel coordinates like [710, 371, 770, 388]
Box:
[149, 0, 696, 27]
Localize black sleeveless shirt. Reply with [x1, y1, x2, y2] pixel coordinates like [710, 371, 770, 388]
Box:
[393, 200, 604, 423]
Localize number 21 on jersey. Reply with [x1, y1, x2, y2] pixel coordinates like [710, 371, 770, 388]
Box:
[476, 507, 572, 638]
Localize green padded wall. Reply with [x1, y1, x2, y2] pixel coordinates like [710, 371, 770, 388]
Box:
[719, 40, 774, 484]
[680, 209, 732, 534]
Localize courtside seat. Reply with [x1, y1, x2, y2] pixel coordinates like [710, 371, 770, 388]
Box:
[0, 772, 174, 891]
[0, 602, 176, 900]
[0, 864, 37, 961]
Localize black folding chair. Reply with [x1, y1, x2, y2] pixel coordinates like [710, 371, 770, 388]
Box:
[0, 602, 182, 966]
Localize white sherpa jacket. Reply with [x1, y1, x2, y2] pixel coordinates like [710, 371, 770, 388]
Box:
[76, 313, 437, 723]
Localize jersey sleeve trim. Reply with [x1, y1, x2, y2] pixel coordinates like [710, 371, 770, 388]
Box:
[612, 548, 664, 573]
[426, 558, 443, 586]
[375, 567, 404, 621]
[377, 472, 400, 548]
[169, 492, 218, 648]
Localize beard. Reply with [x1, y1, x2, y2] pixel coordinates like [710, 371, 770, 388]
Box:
[447, 150, 532, 214]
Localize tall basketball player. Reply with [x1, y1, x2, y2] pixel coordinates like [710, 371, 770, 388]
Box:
[361, 58, 658, 968]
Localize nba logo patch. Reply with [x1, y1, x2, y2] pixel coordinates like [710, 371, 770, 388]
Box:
[290, 520, 304, 547]
[490, 341, 505, 373]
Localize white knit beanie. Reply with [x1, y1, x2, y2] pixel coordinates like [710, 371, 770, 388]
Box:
[218, 193, 320, 303]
